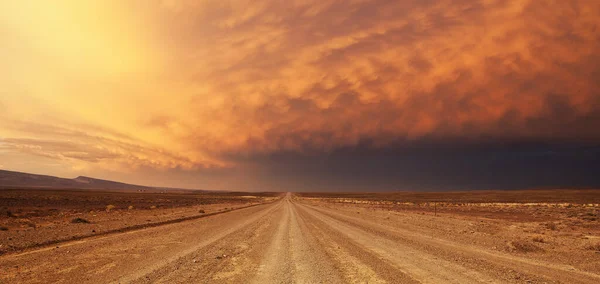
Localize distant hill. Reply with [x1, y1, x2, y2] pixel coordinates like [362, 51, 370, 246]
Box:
[0, 169, 155, 191]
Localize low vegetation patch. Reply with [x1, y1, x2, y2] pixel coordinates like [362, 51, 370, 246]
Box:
[585, 243, 600, 251]
[23, 221, 37, 229]
[544, 222, 557, 231]
[532, 236, 546, 243]
[198, 209, 206, 214]
[106, 205, 116, 212]
[508, 240, 544, 253]
[71, 217, 91, 224]
[0, 226, 8, 231]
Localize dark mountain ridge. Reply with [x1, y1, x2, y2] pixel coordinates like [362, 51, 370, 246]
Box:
[0, 169, 154, 191]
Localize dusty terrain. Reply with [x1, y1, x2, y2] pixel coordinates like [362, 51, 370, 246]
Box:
[1, 190, 600, 283]
[0, 189, 279, 255]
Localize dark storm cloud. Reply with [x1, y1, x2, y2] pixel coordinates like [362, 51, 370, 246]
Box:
[231, 140, 600, 191]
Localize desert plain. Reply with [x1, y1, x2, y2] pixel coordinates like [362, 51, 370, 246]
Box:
[1, 189, 600, 283]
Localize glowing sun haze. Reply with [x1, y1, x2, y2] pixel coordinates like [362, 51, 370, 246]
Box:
[1, 0, 599, 191]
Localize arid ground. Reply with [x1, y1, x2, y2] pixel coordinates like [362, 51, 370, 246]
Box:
[1, 189, 600, 283]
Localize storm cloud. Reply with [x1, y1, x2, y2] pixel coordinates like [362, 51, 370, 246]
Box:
[1, 0, 599, 190]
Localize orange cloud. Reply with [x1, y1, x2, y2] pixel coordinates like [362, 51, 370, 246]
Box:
[0, 119, 221, 172]
[156, 0, 600, 156]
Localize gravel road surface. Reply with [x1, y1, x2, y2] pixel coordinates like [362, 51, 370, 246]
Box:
[2, 194, 599, 283]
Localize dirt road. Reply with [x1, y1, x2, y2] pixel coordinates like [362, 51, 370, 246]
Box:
[2, 194, 599, 283]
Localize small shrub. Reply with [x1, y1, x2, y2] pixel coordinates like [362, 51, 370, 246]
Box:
[128, 205, 134, 210]
[508, 240, 543, 253]
[0, 226, 8, 231]
[198, 210, 206, 214]
[106, 205, 116, 212]
[6, 211, 16, 218]
[150, 205, 157, 209]
[585, 243, 600, 251]
[532, 236, 545, 243]
[544, 222, 557, 231]
[71, 218, 90, 224]
[25, 221, 37, 229]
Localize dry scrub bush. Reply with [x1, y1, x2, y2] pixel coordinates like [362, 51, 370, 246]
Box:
[0, 226, 8, 231]
[128, 205, 134, 210]
[508, 240, 544, 253]
[23, 221, 37, 229]
[532, 236, 546, 243]
[582, 215, 597, 221]
[71, 218, 90, 224]
[585, 243, 600, 251]
[198, 209, 206, 214]
[106, 205, 116, 212]
[544, 222, 557, 231]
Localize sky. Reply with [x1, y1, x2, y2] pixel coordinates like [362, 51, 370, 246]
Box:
[1, 0, 599, 191]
